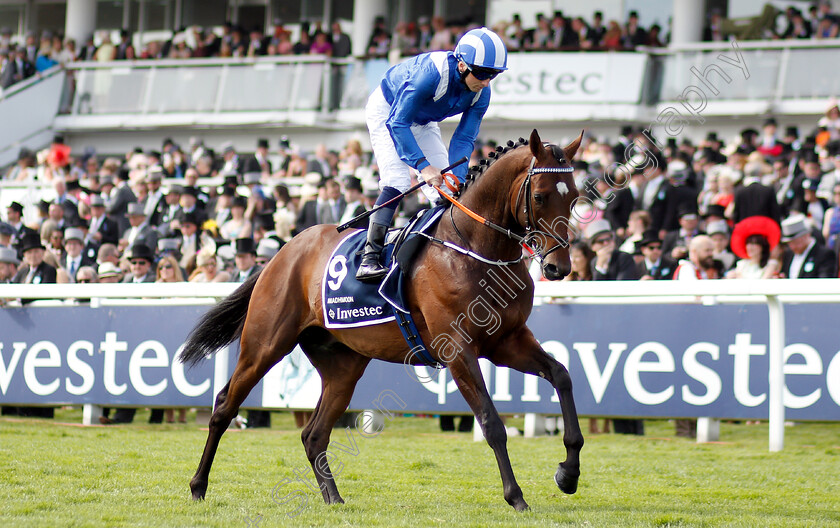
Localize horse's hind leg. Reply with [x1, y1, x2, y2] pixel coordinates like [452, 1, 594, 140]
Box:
[189, 322, 297, 500]
[447, 351, 529, 512]
[489, 327, 584, 495]
[298, 339, 370, 505]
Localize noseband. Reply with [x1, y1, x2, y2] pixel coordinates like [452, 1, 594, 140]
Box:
[514, 153, 574, 264]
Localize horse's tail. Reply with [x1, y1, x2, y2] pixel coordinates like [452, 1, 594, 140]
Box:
[180, 270, 262, 367]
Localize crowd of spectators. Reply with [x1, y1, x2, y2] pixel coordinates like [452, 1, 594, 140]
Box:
[5, 1, 840, 91]
[4, 118, 840, 429]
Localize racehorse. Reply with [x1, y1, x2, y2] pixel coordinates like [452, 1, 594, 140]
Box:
[180, 129, 584, 512]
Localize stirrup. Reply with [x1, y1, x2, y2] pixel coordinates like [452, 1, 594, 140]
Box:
[356, 258, 388, 282]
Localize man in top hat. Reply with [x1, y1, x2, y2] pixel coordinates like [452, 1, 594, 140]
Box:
[255, 237, 281, 268]
[0, 246, 19, 284]
[779, 214, 837, 278]
[0, 222, 15, 250]
[337, 176, 369, 228]
[178, 185, 207, 226]
[5, 201, 35, 243]
[88, 195, 119, 246]
[122, 243, 156, 283]
[62, 227, 96, 282]
[233, 237, 261, 283]
[178, 211, 202, 266]
[706, 219, 736, 271]
[12, 232, 57, 285]
[585, 219, 639, 281]
[243, 138, 273, 175]
[121, 203, 158, 252]
[108, 166, 137, 235]
[636, 229, 676, 280]
[729, 160, 782, 226]
[144, 165, 167, 226]
[221, 142, 241, 175]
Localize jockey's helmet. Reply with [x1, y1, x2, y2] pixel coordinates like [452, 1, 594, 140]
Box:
[454, 27, 508, 75]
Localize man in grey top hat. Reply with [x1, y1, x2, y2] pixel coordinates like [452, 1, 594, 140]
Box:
[62, 227, 96, 282]
[779, 214, 837, 278]
[121, 203, 158, 251]
[586, 219, 640, 281]
[0, 246, 18, 284]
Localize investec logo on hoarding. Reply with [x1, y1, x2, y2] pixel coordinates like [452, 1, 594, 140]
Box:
[490, 52, 647, 103]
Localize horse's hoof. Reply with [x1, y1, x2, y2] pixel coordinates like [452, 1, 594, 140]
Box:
[554, 464, 579, 495]
[190, 480, 207, 501]
[512, 499, 530, 512]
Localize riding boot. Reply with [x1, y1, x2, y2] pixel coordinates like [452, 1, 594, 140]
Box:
[356, 222, 390, 282]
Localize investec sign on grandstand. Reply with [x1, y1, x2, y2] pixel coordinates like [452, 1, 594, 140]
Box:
[490, 53, 647, 103]
[1, 304, 839, 420]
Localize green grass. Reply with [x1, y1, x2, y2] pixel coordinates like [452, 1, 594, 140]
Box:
[0, 409, 838, 527]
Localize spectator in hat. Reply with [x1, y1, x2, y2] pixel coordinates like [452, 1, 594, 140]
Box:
[179, 185, 207, 225]
[821, 182, 840, 250]
[0, 246, 19, 285]
[121, 203, 158, 252]
[12, 232, 57, 286]
[6, 147, 36, 181]
[706, 219, 736, 271]
[801, 177, 830, 229]
[728, 161, 782, 226]
[87, 195, 119, 246]
[818, 99, 840, 142]
[779, 214, 837, 278]
[623, 10, 648, 49]
[221, 142, 241, 175]
[596, 170, 635, 234]
[243, 138, 273, 175]
[144, 166, 166, 225]
[255, 237, 281, 267]
[757, 118, 784, 158]
[0, 222, 15, 249]
[220, 196, 251, 241]
[157, 185, 183, 231]
[97, 262, 123, 283]
[62, 227, 95, 282]
[296, 175, 332, 233]
[337, 176, 368, 228]
[586, 219, 639, 281]
[190, 250, 231, 282]
[662, 203, 703, 262]
[122, 243, 156, 283]
[726, 216, 782, 279]
[636, 230, 676, 280]
[108, 166, 137, 234]
[213, 184, 236, 227]
[233, 238, 261, 283]
[177, 212, 202, 266]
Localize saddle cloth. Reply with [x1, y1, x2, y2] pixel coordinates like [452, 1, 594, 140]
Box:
[321, 206, 446, 329]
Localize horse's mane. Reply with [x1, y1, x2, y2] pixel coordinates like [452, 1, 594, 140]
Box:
[460, 137, 530, 198]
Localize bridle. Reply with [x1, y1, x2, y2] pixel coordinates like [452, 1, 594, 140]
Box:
[431, 144, 574, 266]
[512, 147, 574, 264]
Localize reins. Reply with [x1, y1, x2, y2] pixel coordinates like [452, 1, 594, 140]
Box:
[432, 153, 574, 265]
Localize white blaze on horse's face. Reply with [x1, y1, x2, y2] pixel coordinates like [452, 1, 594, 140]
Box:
[556, 181, 569, 196]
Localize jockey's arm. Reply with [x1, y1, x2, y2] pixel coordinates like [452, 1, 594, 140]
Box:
[448, 89, 490, 182]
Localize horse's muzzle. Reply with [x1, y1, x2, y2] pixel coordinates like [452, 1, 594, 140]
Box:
[542, 263, 568, 281]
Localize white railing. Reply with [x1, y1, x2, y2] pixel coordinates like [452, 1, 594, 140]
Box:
[3, 278, 839, 451]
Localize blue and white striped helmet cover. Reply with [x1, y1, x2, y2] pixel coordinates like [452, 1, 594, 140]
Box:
[454, 27, 508, 71]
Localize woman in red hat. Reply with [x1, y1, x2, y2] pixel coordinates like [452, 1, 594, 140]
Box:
[726, 216, 782, 279]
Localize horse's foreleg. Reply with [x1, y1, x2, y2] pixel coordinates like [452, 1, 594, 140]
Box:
[489, 327, 583, 495]
[190, 338, 291, 500]
[300, 347, 370, 506]
[448, 353, 529, 512]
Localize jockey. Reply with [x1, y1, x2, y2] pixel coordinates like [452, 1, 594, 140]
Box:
[356, 27, 508, 282]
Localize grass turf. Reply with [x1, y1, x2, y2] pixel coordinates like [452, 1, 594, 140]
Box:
[0, 409, 838, 527]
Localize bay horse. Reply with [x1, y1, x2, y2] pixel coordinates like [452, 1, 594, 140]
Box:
[180, 129, 584, 512]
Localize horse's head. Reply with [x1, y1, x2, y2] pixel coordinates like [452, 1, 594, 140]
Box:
[512, 129, 582, 280]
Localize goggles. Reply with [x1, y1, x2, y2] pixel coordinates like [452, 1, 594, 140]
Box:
[466, 65, 502, 81]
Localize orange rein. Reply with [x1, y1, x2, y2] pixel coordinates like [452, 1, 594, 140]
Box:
[433, 174, 537, 257]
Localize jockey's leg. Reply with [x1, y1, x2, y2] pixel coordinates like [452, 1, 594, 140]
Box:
[356, 189, 400, 282]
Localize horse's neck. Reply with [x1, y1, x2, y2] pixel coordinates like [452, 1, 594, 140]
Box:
[438, 157, 523, 262]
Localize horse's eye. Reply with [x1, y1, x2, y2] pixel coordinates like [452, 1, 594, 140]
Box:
[534, 193, 544, 206]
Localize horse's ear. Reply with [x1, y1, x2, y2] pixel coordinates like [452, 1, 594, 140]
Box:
[529, 129, 542, 158]
[564, 130, 584, 162]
